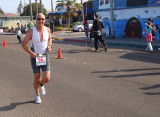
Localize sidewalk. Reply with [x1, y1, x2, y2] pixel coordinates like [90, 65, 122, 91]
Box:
[1, 31, 160, 49]
[0, 32, 16, 35]
[62, 37, 160, 49]
[50, 31, 160, 49]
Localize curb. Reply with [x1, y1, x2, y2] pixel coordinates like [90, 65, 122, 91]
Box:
[64, 38, 160, 49]
[64, 39, 86, 43]
[107, 42, 160, 49]
[0, 33, 16, 35]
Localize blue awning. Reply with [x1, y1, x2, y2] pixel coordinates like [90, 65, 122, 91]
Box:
[48, 8, 94, 16]
[48, 9, 67, 15]
[48, 9, 74, 15]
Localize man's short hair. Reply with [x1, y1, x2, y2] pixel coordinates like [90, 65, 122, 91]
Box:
[95, 14, 99, 18]
[36, 13, 45, 19]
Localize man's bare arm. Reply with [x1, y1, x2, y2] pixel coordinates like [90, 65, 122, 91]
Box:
[47, 28, 52, 52]
[21, 29, 37, 58]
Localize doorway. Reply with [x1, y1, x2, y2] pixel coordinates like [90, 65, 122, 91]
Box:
[125, 17, 142, 38]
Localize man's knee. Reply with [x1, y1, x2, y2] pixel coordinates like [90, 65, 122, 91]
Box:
[34, 78, 41, 84]
[44, 76, 50, 83]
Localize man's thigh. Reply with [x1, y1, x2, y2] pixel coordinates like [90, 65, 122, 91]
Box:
[42, 71, 50, 79]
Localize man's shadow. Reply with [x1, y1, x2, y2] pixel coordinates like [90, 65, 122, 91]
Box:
[0, 101, 34, 111]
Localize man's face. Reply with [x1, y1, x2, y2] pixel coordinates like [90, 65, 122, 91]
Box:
[36, 14, 45, 26]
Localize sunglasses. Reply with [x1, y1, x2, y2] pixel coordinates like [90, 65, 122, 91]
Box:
[37, 18, 45, 21]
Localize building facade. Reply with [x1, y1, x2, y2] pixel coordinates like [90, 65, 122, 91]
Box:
[93, 0, 160, 39]
[0, 13, 31, 29]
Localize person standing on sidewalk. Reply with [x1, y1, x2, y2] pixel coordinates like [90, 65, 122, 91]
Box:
[143, 22, 153, 52]
[50, 20, 54, 33]
[22, 13, 52, 104]
[16, 23, 22, 43]
[92, 14, 107, 52]
[83, 17, 89, 47]
[29, 21, 34, 29]
[146, 18, 156, 38]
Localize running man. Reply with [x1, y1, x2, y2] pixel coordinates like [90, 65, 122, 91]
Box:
[22, 13, 52, 104]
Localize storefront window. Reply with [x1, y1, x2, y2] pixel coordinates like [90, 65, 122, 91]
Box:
[105, 0, 109, 4]
[127, 0, 148, 7]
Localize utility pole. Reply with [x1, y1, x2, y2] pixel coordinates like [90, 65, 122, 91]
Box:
[110, 0, 114, 39]
[51, 0, 53, 12]
[35, 0, 38, 15]
[29, 0, 33, 21]
[51, 0, 54, 20]
[81, 0, 84, 21]
[24, 0, 26, 24]
[86, 0, 87, 17]
[40, 0, 43, 13]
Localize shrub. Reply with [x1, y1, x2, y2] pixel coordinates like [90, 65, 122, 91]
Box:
[44, 23, 50, 28]
[57, 27, 62, 31]
[66, 27, 71, 31]
[3, 27, 9, 30]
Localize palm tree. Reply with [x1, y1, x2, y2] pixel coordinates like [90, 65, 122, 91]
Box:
[55, 0, 82, 26]
[81, 0, 84, 21]
[29, 0, 33, 21]
[65, 0, 81, 26]
[35, 0, 38, 15]
[40, 0, 43, 13]
[66, 0, 72, 26]
[55, 0, 65, 11]
[51, 0, 54, 12]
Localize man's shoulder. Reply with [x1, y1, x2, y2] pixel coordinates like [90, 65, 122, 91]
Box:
[45, 26, 51, 33]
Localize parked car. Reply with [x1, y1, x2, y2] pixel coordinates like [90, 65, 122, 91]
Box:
[71, 21, 93, 32]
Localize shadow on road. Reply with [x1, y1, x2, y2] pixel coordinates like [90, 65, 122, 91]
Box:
[140, 84, 160, 95]
[119, 52, 160, 64]
[0, 101, 34, 111]
[100, 72, 160, 79]
[92, 68, 160, 73]
[91, 68, 160, 79]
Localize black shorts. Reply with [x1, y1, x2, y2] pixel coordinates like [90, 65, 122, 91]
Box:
[30, 53, 50, 73]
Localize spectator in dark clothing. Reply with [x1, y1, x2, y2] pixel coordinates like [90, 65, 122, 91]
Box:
[50, 20, 54, 33]
[92, 14, 107, 52]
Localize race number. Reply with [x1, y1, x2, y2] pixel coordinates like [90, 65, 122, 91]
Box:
[36, 54, 46, 66]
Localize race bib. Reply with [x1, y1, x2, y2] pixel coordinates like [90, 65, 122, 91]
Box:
[36, 54, 46, 66]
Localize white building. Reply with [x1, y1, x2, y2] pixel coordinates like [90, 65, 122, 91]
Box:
[93, 0, 160, 39]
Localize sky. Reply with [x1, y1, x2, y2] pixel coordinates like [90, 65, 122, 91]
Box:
[0, 0, 83, 14]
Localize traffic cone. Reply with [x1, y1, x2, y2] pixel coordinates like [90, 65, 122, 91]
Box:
[57, 48, 63, 59]
[3, 39, 6, 47]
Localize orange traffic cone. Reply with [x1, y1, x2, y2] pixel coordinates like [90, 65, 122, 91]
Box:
[3, 39, 6, 47]
[57, 48, 63, 59]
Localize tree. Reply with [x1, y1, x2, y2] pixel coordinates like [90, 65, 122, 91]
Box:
[55, 0, 82, 25]
[81, 0, 84, 21]
[55, 0, 65, 11]
[0, 7, 4, 14]
[20, 3, 47, 20]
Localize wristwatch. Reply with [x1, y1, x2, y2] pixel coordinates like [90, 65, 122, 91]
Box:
[48, 45, 52, 48]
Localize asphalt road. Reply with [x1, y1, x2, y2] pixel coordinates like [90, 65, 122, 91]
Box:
[0, 34, 160, 117]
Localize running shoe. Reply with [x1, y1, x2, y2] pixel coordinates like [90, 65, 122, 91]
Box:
[35, 95, 41, 104]
[104, 46, 108, 52]
[41, 85, 46, 95]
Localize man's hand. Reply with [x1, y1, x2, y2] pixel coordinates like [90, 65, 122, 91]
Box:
[30, 52, 37, 58]
[47, 46, 52, 52]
